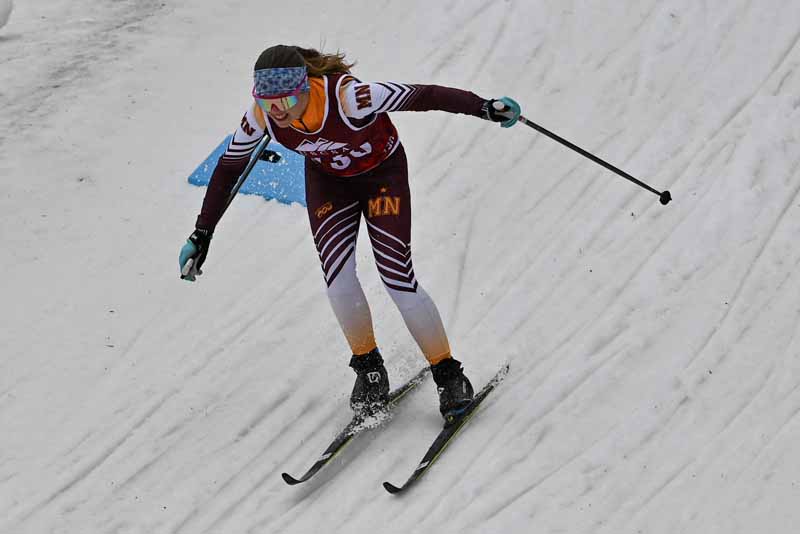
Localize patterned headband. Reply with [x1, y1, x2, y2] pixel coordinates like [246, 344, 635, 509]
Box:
[253, 66, 310, 98]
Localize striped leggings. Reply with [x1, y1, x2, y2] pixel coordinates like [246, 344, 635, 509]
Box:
[304, 145, 451, 365]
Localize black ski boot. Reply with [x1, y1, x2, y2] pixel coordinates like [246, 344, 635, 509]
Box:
[430, 357, 474, 423]
[349, 348, 390, 416]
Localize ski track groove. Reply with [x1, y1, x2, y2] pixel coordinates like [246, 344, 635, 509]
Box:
[418, 0, 510, 169]
[774, 67, 796, 96]
[631, 361, 784, 526]
[453, 400, 529, 499]
[683, 156, 800, 371]
[211, 242, 311, 338]
[113, 447, 174, 493]
[210, 388, 305, 463]
[449, 206, 478, 328]
[420, 142, 458, 170]
[480, 421, 550, 490]
[171, 398, 308, 534]
[519, 159, 580, 217]
[0, 472, 18, 487]
[518, 126, 625, 219]
[503, 211, 671, 363]
[115, 315, 154, 364]
[425, 125, 486, 191]
[58, 430, 96, 463]
[702, 13, 800, 150]
[457, 162, 572, 334]
[495, 345, 630, 476]
[480, 428, 617, 523]
[728, 386, 800, 489]
[428, 0, 501, 54]
[448, 139, 512, 328]
[537, 346, 628, 418]
[466, 152, 622, 339]
[206, 231, 309, 340]
[225, 399, 332, 516]
[620, 133, 734, 257]
[745, 399, 800, 473]
[508, 130, 542, 170]
[593, 394, 692, 531]
[18, 391, 176, 522]
[592, 0, 661, 71]
[510, 134, 800, 388]
[704, 362, 776, 459]
[426, 120, 518, 328]
[519, 128, 622, 226]
[174, 278, 305, 386]
[632, 393, 691, 452]
[0, 0, 165, 136]
[159, 410, 201, 441]
[654, 42, 776, 198]
[467, 362, 695, 528]
[427, 35, 472, 78]
[769, 23, 800, 94]
[623, 457, 695, 529]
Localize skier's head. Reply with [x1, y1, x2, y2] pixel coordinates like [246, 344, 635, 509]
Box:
[252, 45, 355, 128]
[254, 45, 355, 77]
[252, 45, 311, 128]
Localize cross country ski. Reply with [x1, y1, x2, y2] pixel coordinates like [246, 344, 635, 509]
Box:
[282, 367, 429, 485]
[383, 364, 510, 494]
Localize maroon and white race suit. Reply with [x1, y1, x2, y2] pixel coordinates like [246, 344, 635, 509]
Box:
[195, 72, 487, 364]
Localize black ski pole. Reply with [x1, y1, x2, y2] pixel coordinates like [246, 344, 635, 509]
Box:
[220, 132, 274, 218]
[509, 107, 671, 205]
[180, 134, 275, 280]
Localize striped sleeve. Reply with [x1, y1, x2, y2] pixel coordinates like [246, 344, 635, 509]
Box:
[341, 80, 486, 119]
[221, 105, 266, 164]
[195, 106, 266, 231]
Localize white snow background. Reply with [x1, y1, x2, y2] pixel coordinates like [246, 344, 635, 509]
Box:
[2, 1, 800, 533]
[0, 1, 12, 31]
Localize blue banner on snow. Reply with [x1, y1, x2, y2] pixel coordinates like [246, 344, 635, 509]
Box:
[188, 135, 306, 206]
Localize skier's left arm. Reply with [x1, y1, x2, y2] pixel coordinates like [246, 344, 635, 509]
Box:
[340, 80, 521, 127]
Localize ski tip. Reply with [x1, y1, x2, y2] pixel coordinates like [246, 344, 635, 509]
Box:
[383, 481, 403, 494]
[282, 472, 302, 486]
[494, 363, 511, 383]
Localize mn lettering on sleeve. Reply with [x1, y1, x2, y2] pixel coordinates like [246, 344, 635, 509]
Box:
[354, 84, 373, 110]
[240, 113, 256, 136]
[221, 107, 265, 165]
[343, 81, 418, 119]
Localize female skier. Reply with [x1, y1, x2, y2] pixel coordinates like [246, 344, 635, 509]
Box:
[179, 45, 520, 421]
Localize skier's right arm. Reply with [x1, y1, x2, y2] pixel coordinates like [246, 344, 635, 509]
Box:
[340, 79, 521, 128]
[180, 105, 266, 281]
[195, 105, 266, 230]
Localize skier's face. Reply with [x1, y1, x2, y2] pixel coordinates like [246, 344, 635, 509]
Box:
[252, 66, 311, 128]
[262, 91, 309, 128]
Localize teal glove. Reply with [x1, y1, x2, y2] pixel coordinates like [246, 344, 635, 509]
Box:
[482, 97, 521, 128]
[179, 228, 212, 281]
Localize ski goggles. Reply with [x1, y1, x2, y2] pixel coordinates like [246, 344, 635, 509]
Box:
[252, 66, 310, 113]
[253, 92, 301, 113]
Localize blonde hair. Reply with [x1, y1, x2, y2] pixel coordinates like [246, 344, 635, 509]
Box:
[296, 47, 356, 76]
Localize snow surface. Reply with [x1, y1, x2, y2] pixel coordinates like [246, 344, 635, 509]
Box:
[2, 1, 800, 533]
[0, 0, 12, 31]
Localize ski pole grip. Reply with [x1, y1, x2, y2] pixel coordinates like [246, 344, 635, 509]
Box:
[492, 100, 508, 112]
[181, 258, 194, 277]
